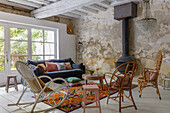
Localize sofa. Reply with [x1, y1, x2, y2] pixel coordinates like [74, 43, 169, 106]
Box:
[21, 58, 85, 84]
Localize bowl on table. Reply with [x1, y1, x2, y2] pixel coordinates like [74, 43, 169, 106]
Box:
[87, 70, 95, 75]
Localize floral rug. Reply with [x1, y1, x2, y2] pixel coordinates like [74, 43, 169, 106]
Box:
[43, 83, 117, 113]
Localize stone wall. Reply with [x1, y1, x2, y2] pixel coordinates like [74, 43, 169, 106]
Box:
[73, 0, 170, 84]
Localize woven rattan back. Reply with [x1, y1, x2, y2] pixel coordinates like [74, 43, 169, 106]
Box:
[110, 62, 138, 88]
[155, 50, 162, 71]
[15, 61, 42, 93]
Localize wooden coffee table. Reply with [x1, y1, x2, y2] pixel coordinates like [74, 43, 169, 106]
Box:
[82, 74, 104, 90]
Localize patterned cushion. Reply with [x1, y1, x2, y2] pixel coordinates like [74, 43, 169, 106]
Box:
[64, 62, 72, 70]
[45, 62, 58, 72]
[56, 63, 66, 71]
[37, 64, 47, 73]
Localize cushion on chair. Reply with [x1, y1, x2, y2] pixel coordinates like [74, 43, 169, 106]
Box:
[45, 62, 58, 72]
[37, 77, 53, 92]
[114, 76, 130, 87]
[65, 77, 81, 83]
[37, 64, 47, 73]
[150, 70, 157, 80]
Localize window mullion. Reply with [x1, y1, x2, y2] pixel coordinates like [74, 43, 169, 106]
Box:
[43, 30, 45, 60]
[28, 27, 31, 60]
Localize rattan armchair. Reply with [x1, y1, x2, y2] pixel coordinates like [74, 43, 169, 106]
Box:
[138, 50, 162, 99]
[103, 62, 138, 112]
[8, 61, 69, 113]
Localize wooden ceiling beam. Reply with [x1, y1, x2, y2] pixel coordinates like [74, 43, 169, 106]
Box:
[27, 0, 50, 5]
[88, 4, 107, 11]
[31, 0, 104, 19]
[8, 0, 42, 8]
[72, 10, 87, 16]
[81, 7, 98, 13]
[96, 1, 111, 8]
[0, 0, 34, 10]
[61, 12, 81, 18]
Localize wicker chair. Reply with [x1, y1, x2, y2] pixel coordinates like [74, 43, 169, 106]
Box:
[8, 61, 69, 113]
[103, 62, 138, 112]
[138, 50, 162, 100]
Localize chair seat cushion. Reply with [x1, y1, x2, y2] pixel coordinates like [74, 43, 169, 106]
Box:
[114, 76, 130, 87]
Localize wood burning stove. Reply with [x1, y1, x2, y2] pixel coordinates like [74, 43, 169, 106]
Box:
[114, 2, 137, 68]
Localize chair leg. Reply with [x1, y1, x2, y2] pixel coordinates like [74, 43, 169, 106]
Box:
[155, 84, 161, 100]
[6, 77, 10, 93]
[139, 81, 144, 98]
[14, 77, 18, 91]
[129, 90, 137, 110]
[119, 90, 122, 113]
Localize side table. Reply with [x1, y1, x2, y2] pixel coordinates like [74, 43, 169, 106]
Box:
[82, 74, 104, 90]
[6, 75, 18, 93]
[162, 74, 170, 90]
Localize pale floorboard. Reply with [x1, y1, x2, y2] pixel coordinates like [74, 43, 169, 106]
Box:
[0, 81, 170, 113]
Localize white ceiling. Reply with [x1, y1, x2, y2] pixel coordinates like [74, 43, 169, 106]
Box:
[0, 0, 141, 19]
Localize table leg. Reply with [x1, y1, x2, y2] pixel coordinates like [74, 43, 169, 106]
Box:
[100, 78, 103, 90]
[85, 79, 87, 85]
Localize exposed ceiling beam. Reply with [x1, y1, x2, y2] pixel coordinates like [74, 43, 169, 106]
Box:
[72, 10, 87, 16]
[88, 4, 107, 11]
[0, 0, 34, 10]
[31, 0, 104, 19]
[61, 12, 81, 18]
[8, 0, 42, 8]
[96, 1, 111, 8]
[27, 0, 50, 5]
[110, 0, 141, 6]
[81, 7, 98, 13]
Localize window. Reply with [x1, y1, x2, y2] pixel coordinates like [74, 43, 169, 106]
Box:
[31, 29, 55, 60]
[10, 28, 28, 70]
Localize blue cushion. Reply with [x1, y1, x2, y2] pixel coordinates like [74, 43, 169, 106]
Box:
[72, 63, 83, 69]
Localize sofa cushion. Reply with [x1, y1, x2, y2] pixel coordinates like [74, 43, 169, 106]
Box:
[72, 63, 83, 69]
[28, 64, 42, 76]
[37, 64, 47, 73]
[65, 77, 81, 83]
[56, 63, 66, 70]
[45, 62, 58, 72]
[64, 62, 72, 70]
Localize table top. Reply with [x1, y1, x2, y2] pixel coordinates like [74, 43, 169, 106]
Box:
[82, 73, 104, 80]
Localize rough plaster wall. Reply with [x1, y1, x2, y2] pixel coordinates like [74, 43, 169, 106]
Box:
[74, 0, 170, 84]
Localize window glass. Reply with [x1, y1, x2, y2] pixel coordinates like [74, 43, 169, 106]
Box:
[32, 29, 43, 42]
[0, 26, 4, 39]
[10, 41, 28, 55]
[44, 30, 54, 42]
[45, 43, 54, 55]
[32, 42, 43, 55]
[10, 28, 27, 40]
[32, 56, 43, 61]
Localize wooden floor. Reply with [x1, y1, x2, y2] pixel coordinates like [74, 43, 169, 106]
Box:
[0, 81, 170, 113]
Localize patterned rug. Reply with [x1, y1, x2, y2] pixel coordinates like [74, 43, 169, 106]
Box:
[43, 83, 117, 113]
